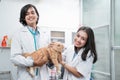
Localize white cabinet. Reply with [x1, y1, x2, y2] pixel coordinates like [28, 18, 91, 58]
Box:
[51, 31, 65, 43]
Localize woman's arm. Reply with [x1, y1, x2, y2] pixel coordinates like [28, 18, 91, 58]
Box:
[10, 32, 33, 67]
[61, 61, 83, 78]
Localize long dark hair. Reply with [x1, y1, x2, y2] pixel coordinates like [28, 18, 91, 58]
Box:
[19, 4, 39, 26]
[76, 26, 97, 63]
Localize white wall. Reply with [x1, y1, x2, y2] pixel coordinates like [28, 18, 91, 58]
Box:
[0, 0, 80, 43]
[0, 48, 17, 80]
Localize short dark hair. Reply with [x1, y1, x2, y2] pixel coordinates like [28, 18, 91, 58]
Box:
[19, 4, 39, 26]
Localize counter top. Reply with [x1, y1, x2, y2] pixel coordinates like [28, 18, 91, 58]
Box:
[0, 47, 10, 49]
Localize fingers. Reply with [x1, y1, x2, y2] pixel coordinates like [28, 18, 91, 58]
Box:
[48, 42, 55, 47]
[22, 53, 30, 58]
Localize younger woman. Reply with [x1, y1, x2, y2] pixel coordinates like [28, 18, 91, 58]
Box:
[60, 26, 97, 80]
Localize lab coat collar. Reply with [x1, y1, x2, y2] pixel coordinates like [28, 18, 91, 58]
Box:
[71, 47, 85, 63]
[20, 26, 41, 33]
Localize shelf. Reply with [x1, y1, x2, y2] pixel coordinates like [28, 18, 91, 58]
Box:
[0, 47, 10, 49]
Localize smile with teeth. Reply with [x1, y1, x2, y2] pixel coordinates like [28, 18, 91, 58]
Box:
[28, 18, 34, 21]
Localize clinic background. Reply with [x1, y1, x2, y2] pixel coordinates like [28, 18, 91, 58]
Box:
[0, 0, 120, 80]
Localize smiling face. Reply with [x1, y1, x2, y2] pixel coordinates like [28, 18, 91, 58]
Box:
[74, 30, 88, 48]
[25, 7, 38, 27]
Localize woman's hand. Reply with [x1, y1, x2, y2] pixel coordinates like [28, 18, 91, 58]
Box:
[22, 53, 31, 58]
[61, 61, 66, 66]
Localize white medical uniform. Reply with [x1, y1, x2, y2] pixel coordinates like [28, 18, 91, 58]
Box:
[62, 45, 94, 80]
[10, 26, 50, 80]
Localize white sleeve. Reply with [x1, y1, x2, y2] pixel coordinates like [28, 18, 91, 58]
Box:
[10, 32, 33, 67]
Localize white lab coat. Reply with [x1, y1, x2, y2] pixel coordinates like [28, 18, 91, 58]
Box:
[62, 45, 93, 80]
[10, 26, 50, 80]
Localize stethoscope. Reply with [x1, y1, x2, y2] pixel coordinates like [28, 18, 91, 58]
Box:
[27, 27, 38, 50]
[27, 26, 39, 76]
